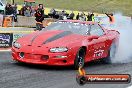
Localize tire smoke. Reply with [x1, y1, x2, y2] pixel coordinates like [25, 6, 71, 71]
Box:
[104, 13, 132, 63]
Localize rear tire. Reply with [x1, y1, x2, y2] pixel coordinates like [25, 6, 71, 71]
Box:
[102, 43, 117, 64]
[74, 48, 86, 70]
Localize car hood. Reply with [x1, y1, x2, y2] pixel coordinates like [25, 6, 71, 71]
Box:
[17, 30, 85, 48]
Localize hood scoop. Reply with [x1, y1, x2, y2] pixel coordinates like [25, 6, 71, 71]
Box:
[42, 31, 72, 45]
[27, 31, 72, 47]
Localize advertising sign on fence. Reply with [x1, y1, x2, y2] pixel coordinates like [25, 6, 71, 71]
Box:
[0, 33, 13, 48]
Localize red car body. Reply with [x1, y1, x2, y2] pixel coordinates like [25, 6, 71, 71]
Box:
[11, 20, 120, 66]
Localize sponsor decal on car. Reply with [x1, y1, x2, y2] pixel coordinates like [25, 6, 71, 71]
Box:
[93, 49, 104, 57]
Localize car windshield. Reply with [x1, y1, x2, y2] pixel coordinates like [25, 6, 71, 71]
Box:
[43, 22, 91, 35]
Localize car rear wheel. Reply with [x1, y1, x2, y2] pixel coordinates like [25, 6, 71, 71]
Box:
[102, 43, 117, 64]
[74, 48, 86, 69]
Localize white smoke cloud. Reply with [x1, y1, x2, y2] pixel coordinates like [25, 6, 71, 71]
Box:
[105, 13, 132, 63]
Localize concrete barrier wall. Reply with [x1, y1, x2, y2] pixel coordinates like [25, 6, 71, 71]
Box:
[14, 16, 57, 27]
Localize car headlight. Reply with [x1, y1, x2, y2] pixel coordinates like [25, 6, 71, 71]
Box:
[13, 42, 21, 49]
[50, 47, 68, 53]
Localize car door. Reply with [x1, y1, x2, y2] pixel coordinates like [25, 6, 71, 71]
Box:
[87, 23, 108, 61]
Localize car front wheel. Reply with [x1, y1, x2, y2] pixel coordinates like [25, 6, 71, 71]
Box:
[74, 48, 86, 69]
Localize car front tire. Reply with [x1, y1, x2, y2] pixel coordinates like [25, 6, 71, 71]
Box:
[74, 48, 86, 69]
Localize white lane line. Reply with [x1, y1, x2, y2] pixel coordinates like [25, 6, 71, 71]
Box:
[126, 85, 132, 88]
[0, 49, 11, 52]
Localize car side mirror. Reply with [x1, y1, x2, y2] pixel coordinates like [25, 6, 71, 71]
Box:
[87, 35, 99, 41]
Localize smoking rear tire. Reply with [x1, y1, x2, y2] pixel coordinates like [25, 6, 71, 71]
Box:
[74, 48, 86, 70]
[102, 43, 117, 64]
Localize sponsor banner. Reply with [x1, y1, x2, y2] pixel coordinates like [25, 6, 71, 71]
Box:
[0, 33, 13, 48]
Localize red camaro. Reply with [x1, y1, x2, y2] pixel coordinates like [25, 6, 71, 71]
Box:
[11, 20, 120, 69]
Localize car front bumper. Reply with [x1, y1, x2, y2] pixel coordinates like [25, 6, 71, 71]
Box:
[11, 48, 75, 66]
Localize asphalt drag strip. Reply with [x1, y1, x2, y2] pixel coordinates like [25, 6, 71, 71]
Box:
[0, 52, 132, 88]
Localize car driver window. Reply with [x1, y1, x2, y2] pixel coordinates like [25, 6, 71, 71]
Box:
[90, 24, 104, 36]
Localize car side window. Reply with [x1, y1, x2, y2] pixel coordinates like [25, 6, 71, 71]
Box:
[89, 24, 104, 36]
